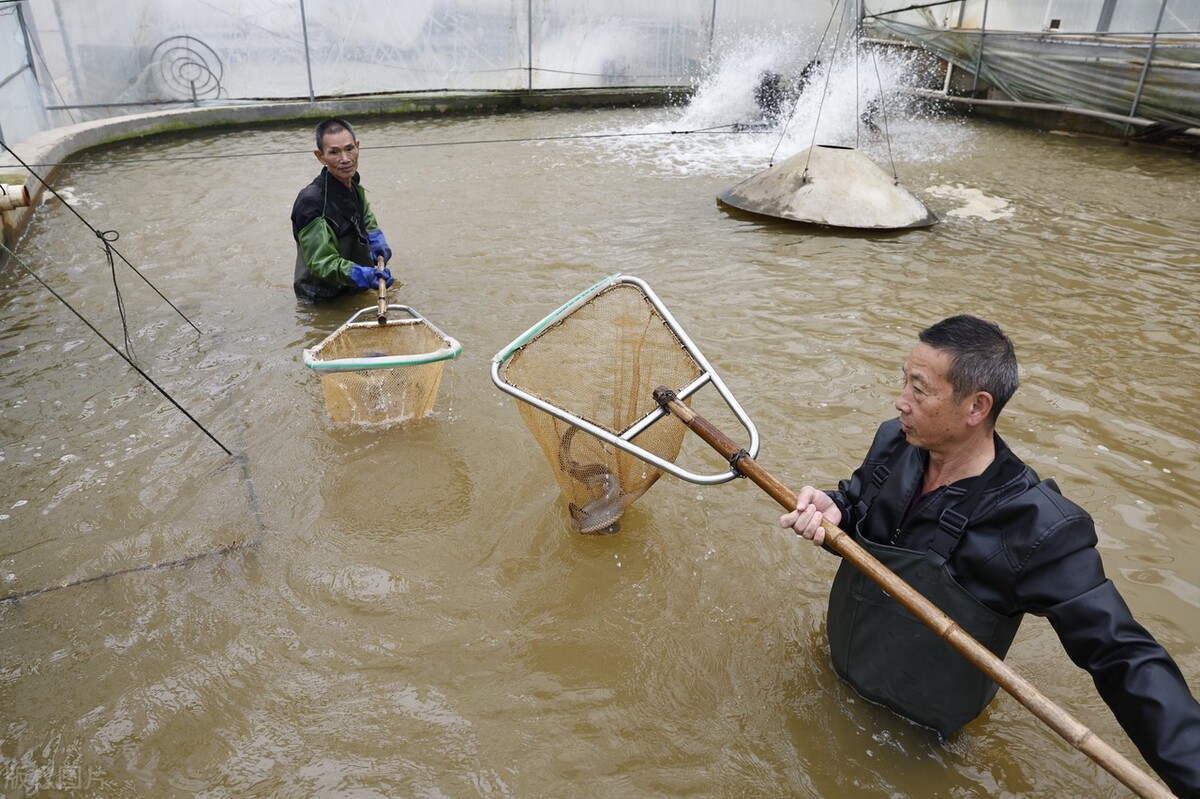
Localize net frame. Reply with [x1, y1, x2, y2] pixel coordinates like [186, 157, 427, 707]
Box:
[303, 305, 461, 372]
[303, 304, 461, 426]
[491, 274, 758, 486]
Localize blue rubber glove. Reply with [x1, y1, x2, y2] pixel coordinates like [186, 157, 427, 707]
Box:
[349, 264, 394, 289]
[368, 229, 392, 265]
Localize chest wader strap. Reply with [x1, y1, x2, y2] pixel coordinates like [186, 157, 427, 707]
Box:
[853, 455, 901, 521]
[930, 442, 1014, 561]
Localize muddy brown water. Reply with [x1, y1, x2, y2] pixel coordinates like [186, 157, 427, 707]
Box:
[1, 106, 1198, 797]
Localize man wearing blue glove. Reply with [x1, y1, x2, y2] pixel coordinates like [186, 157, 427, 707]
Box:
[291, 118, 395, 301]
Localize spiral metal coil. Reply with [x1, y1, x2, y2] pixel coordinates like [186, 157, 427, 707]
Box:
[149, 35, 225, 101]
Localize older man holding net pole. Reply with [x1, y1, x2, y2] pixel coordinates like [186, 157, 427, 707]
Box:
[492, 275, 1199, 798]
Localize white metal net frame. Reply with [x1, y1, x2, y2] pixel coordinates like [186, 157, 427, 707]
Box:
[304, 305, 462, 371]
[303, 304, 462, 426]
[490, 273, 759, 487]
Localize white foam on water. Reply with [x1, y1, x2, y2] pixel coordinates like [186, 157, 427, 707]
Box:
[925, 183, 1015, 220]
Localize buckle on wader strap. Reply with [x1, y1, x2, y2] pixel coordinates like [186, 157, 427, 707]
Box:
[932, 507, 969, 561]
[854, 462, 892, 518]
[930, 443, 1013, 560]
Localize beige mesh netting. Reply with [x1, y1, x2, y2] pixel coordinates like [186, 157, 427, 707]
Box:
[304, 308, 461, 427]
[497, 279, 705, 534]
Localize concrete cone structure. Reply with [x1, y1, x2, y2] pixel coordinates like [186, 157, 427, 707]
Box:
[717, 144, 937, 229]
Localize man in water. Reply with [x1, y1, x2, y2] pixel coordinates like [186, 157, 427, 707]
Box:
[780, 315, 1199, 797]
[291, 118, 394, 301]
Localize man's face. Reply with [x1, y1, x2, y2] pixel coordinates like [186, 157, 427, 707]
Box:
[315, 129, 360, 186]
[894, 342, 974, 452]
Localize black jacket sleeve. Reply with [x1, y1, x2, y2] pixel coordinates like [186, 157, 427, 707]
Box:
[1045, 581, 1200, 797]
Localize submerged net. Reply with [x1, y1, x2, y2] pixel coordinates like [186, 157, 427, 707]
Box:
[498, 280, 704, 533]
[305, 310, 460, 427]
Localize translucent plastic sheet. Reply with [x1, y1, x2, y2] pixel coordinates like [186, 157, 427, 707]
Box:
[870, 1, 1200, 129]
[17, 0, 822, 113]
[0, 6, 48, 144]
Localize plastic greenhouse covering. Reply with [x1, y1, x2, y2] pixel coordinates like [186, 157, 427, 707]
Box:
[15, 1, 823, 110]
[3, 0, 1198, 144]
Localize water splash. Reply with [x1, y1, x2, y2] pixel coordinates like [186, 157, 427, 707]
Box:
[580, 31, 977, 176]
[675, 30, 821, 132]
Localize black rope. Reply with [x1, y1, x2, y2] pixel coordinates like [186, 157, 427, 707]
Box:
[1, 242, 231, 456]
[0, 139, 202, 335]
[0, 539, 255, 604]
[97, 228, 136, 360]
[867, 25, 900, 182]
[368, 126, 752, 151]
[0, 449, 268, 605]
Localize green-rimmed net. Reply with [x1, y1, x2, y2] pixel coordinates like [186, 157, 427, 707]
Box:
[304, 306, 461, 427]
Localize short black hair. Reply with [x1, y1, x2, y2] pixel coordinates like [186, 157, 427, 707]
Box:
[314, 118, 357, 151]
[918, 315, 1019, 425]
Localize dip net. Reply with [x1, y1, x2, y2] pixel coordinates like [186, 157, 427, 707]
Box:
[304, 305, 461, 427]
[492, 275, 756, 534]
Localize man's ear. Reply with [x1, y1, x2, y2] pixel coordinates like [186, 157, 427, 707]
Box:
[313, 148, 323, 162]
[966, 391, 994, 428]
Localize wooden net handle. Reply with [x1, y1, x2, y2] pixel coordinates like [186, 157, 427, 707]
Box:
[375, 255, 387, 324]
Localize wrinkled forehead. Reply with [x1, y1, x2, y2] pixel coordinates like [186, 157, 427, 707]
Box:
[903, 342, 952, 385]
[319, 128, 357, 153]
